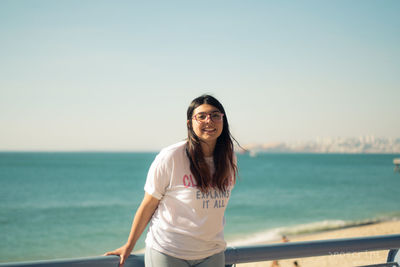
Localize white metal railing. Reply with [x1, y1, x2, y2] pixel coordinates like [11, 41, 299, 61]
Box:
[0, 234, 399, 267]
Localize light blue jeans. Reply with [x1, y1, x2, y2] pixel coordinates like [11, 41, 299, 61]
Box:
[145, 247, 225, 267]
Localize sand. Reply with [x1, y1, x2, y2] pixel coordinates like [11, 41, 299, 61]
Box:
[235, 220, 400, 267]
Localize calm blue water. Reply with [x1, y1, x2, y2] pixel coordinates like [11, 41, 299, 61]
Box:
[1, 152, 399, 262]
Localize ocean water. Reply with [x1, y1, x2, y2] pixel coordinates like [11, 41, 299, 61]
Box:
[1, 152, 399, 263]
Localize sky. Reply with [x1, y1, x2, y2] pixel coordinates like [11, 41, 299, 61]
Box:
[1, 0, 399, 151]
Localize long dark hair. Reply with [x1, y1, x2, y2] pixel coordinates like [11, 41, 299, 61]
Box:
[186, 94, 238, 193]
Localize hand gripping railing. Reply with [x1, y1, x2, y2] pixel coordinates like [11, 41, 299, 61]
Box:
[0, 234, 399, 267]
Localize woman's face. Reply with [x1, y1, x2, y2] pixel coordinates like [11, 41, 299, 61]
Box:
[190, 104, 224, 145]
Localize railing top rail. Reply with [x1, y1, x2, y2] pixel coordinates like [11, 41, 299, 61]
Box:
[226, 234, 400, 264]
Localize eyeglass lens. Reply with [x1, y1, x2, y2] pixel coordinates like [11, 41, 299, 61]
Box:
[195, 112, 223, 122]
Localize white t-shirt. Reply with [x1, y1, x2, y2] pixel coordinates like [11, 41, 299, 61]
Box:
[144, 141, 235, 260]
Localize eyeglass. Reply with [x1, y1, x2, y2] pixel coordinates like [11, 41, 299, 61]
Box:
[192, 112, 224, 123]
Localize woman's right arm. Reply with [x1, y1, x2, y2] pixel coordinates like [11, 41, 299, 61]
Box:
[104, 192, 160, 266]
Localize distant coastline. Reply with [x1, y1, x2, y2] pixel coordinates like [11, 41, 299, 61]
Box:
[241, 136, 400, 154]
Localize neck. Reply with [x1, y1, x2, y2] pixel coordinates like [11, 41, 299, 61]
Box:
[201, 141, 216, 157]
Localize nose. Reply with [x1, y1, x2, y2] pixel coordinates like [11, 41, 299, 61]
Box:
[204, 114, 213, 123]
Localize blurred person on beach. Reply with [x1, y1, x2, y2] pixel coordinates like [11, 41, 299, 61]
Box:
[105, 94, 238, 267]
[270, 235, 289, 267]
[271, 235, 300, 267]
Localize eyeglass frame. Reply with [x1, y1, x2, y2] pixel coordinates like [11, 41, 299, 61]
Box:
[192, 111, 224, 123]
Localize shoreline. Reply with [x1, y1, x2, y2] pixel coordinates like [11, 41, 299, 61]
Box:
[235, 220, 400, 267]
[225, 217, 397, 247]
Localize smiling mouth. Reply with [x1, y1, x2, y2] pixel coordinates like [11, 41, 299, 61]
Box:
[202, 128, 216, 133]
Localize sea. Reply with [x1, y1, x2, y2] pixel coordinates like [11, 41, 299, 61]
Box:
[1, 151, 399, 263]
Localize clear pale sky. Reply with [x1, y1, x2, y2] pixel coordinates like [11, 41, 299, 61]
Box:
[1, 1, 399, 151]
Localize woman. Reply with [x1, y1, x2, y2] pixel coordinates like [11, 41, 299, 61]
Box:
[105, 94, 238, 267]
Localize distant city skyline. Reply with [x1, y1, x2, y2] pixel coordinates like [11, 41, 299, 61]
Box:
[1, 1, 399, 151]
[242, 136, 400, 154]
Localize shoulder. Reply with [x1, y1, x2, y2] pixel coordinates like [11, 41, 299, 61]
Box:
[156, 140, 188, 163]
[159, 140, 187, 156]
[159, 140, 187, 154]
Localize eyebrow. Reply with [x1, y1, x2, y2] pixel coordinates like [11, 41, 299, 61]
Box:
[195, 110, 221, 114]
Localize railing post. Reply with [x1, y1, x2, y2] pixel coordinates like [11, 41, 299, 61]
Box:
[387, 249, 400, 265]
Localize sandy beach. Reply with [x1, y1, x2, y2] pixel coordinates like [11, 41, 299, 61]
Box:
[236, 220, 400, 267]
